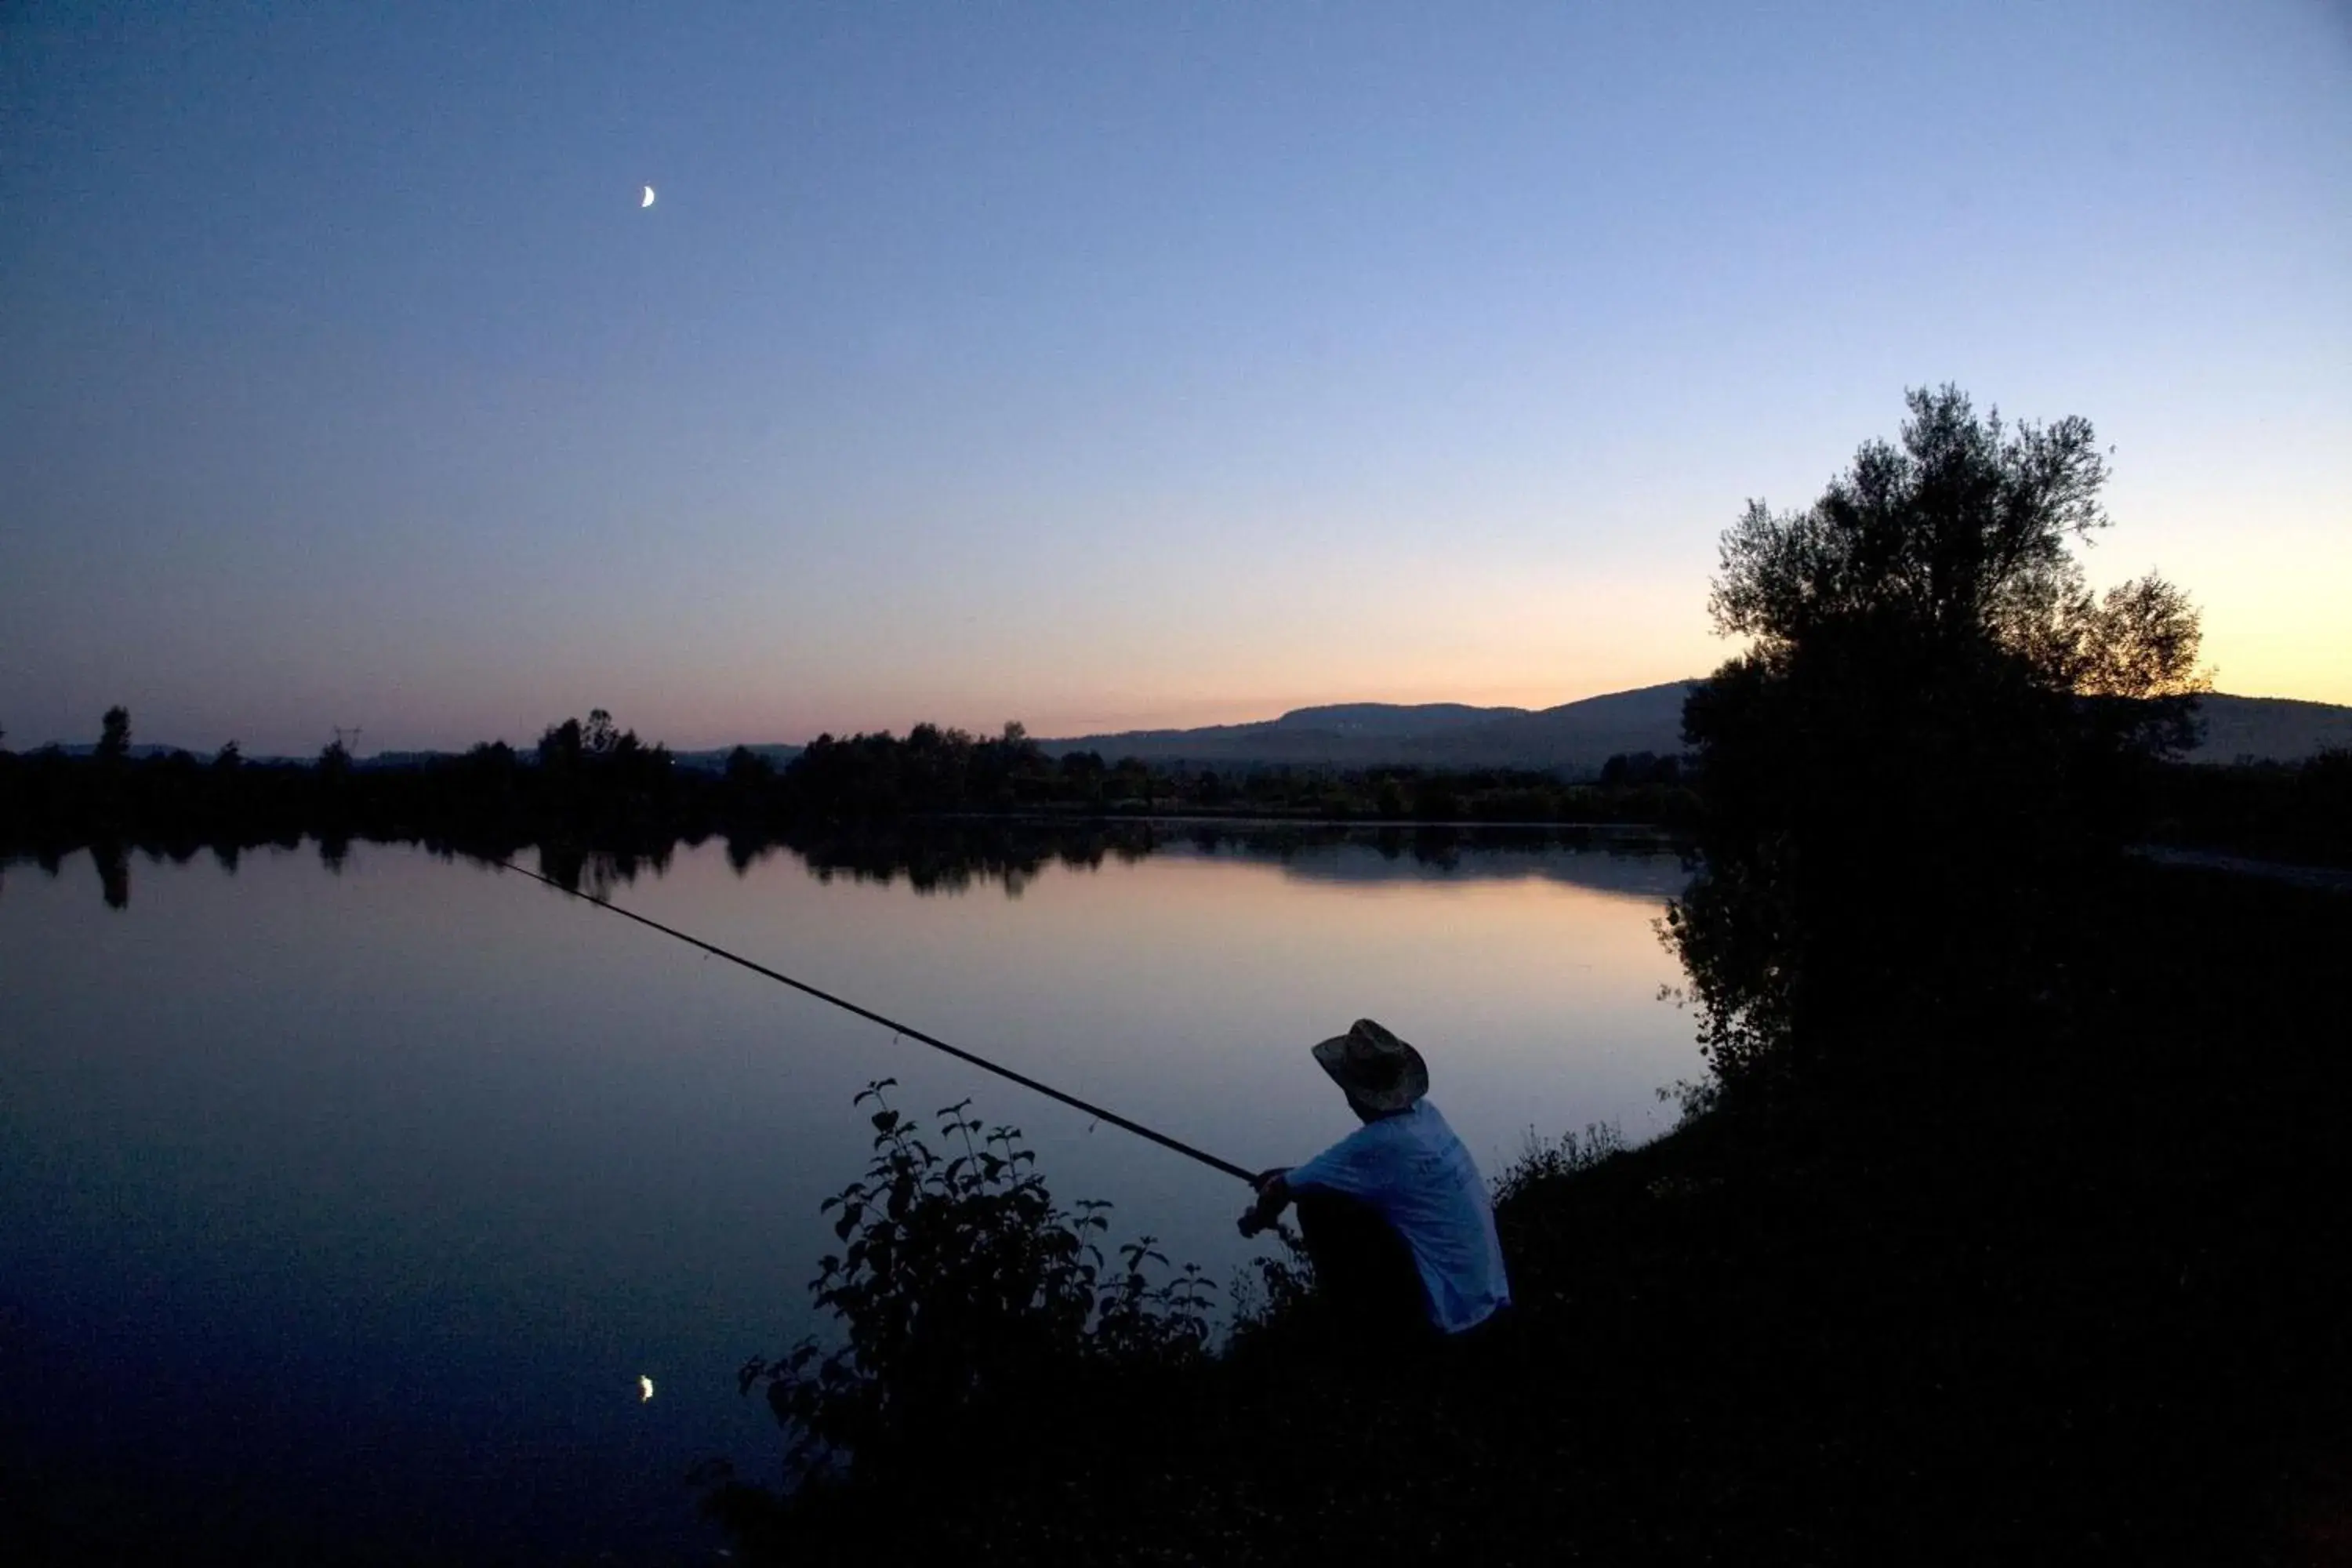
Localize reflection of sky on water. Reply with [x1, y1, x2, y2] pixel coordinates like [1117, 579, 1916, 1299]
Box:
[1160, 833, 1690, 896]
[0, 837, 1695, 1560]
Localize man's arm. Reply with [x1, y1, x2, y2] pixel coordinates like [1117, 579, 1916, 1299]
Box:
[1236, 1167, 1291, 1237]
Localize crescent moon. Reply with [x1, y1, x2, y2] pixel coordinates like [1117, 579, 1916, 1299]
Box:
[641, 185, 655, 209]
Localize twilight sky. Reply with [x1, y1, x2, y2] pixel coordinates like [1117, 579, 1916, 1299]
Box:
[3, 2, 2347, 753]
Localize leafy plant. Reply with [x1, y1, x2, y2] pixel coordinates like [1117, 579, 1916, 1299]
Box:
[732, 1081, 1214, 1492]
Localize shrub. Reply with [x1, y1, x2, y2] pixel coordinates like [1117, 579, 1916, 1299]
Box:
[1490, 1122, 1627, 1207]
[724, 1083, 1214, 1500]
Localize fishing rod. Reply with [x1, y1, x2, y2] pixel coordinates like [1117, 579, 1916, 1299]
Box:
[492, 858, 1257, 1185]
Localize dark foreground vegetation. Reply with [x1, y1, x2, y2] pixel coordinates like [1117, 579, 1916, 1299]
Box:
[2142, 749, 2352, 869]
[694, 860, 2349, 1566]
[690, 390, 2351, 1565]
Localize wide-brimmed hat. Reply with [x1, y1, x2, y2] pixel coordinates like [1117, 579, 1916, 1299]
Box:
[1311, 1018, 1429, 1114]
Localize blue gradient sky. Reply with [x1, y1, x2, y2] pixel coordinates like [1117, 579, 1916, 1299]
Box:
[4, 2, 2347, 753]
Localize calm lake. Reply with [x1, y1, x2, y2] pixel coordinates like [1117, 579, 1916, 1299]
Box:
[1, 828, 1696, 1562]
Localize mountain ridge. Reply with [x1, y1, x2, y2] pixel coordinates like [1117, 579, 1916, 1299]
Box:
[1040, 682, 2352, 776]
[1038, 682, 1696, 776]
[19, 689, 2343, 778]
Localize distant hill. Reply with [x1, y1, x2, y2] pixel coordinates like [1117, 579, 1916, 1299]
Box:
[1043, 683, 2352, 777]
[14, 691, 2338, 781]
[1269, 702, 1531, 738]
[1403, 683, 1696, 773]
[1041, 682, 1697, 778]
[2185, 695, 2352, 766]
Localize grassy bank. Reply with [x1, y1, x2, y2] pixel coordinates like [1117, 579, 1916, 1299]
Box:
[709, 858, 2351, 1565]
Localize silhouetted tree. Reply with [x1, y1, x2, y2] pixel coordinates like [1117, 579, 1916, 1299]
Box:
[724, 745, 775, 786]
[96, 706, 131, 763]
[1413, 777, 1461, 821]
[1668, 386, 2206, 1096]
[538, 717, 584, 769]
[583, 707, 620, 756]
[1600, 751, 1681, 788]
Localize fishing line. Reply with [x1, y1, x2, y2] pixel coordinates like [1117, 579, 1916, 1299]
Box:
[493, 858, 1256, 1185]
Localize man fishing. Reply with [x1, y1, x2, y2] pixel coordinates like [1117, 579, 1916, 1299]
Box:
[1237, 1018, 1512, 1338]
[501, 862, 1510, 1338]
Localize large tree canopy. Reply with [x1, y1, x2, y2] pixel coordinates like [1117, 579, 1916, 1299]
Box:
[1709, 386, 2205, 700]
[1668, 387, 2206, 1098]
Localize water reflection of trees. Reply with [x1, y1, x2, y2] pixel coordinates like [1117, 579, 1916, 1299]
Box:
[6, 818, 1684, 910]
[535, 842, 677, 900]
[758, 819, 1682, 898]
[779, 820, 1161, 896]
[93, 840, 129, 908]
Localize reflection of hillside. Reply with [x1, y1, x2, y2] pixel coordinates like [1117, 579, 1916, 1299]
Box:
[16, 820, 1689, 908]
[773, 818, 1161, 897]
[1168, 832, 1690, 899]
[543, 819, 1693, 898]
[775, 819, 1689, 898]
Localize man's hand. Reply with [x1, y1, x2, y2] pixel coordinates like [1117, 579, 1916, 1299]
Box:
[1236, 1167, 1291, 1238]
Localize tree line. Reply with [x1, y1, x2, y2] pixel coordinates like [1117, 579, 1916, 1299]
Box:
[0, 705, 1697, 868]
[772, 721, 1690, 823]
[5, 695, 2333, 892]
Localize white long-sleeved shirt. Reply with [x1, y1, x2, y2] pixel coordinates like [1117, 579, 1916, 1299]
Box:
[1285, 1100, 1511, 1334]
